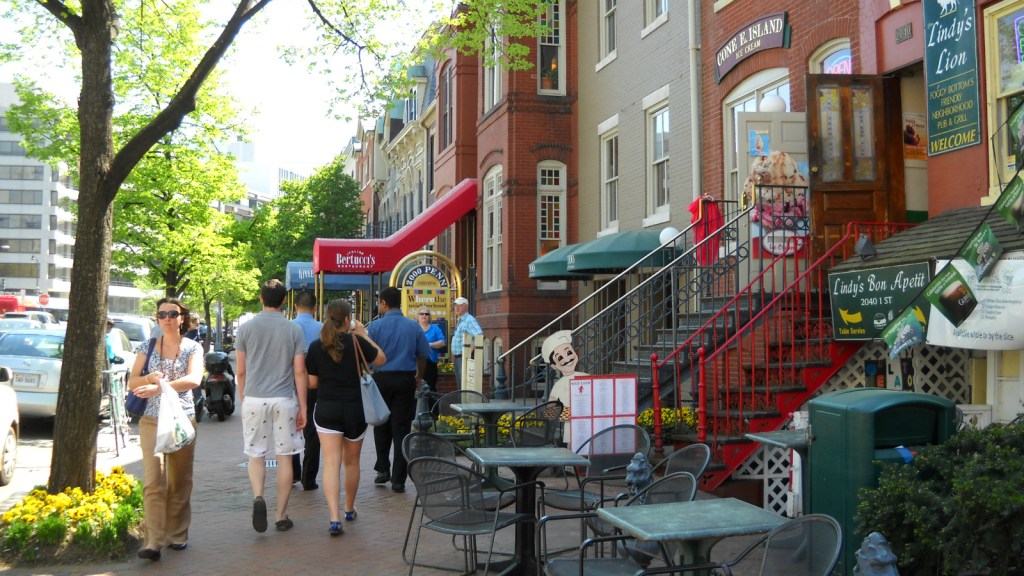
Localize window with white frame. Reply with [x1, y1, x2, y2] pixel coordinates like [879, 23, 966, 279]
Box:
[483, 29, 503, 112]
[538, 162, 567, 289]
[645, 0, 668, 29]
[441, 63, 454, 149]
[601, 131, 619, 231]
[722, 70, 790, 202]
[600, 0, 617, 62]
[405, 87, 418, 122]
[538, 1, 565, 93]
[985, 1, 1024, 197]
[648, 105, 670, 216]
[483, 166, 504, 292]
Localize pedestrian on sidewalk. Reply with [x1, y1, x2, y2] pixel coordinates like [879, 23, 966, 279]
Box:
[367, 287, 430, 493]
[416, 305, 446, 412]
[235, 279, 308, 533]
[292, 290, 323, 491]
[450, 296, 482, 388]
[128, 298, 203, 561]
[305, 299, 386, 536]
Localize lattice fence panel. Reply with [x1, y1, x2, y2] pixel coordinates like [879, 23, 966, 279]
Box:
[732, 341, 971, 511]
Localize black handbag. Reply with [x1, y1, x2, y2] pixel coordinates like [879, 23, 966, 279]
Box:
[125, 339, 156, 417]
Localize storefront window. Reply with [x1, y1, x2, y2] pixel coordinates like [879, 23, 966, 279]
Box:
[986, 1, 1024, 190]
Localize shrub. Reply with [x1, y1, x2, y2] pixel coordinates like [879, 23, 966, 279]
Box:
[0, 467, 143, 565]
[856, 421, 1024, 575]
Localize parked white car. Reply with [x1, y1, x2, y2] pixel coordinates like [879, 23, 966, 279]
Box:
[0, 365, 20, 486]
[0, 318, 44, 336]
[0, 329, 66, 418]
[3, 311, 59, 327]
[110, 315, 159, 349]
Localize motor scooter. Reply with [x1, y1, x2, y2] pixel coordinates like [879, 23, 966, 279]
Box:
[201, 350, 236, 421]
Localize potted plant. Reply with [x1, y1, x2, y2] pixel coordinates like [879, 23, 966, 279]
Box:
[541, 68, 557, 90]
[637, 407, 697, 441]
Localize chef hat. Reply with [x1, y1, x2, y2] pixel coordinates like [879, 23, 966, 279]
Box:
[542, 330, 574, 363]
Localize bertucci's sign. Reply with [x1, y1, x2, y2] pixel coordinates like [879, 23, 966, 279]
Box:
[715, 12, 791, 83]
[335, 250, 376, 271]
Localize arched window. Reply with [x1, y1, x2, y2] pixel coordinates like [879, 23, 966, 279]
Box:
[538, 161, 567, 290]
[483, 166, 504, 292]
[722, 69, 790, 201]
[809, 39, 852, 75]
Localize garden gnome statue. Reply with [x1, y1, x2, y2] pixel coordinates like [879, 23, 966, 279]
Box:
[625, 452, 653, 501]
[853, 532, 900, 576]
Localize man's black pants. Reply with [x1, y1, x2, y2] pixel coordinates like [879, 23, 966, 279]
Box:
[372, 371, 417, 486]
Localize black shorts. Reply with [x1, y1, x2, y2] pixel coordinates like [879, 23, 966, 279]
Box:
[313, 400, 368, 440]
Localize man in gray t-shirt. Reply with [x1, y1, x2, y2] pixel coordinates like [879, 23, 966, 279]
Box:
[235, 279, 308, 533]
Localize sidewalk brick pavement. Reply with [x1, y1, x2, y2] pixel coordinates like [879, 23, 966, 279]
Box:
[0, 413, 566, 576]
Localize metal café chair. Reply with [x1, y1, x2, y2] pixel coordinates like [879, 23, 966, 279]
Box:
[639, 514, 844, 576]
[651, 443, 711, 482]
[537, 472, 698, 576]
[509, 399, 564, 447]
[406, 457, 538, 576]
[425, 389, 488, 445]
[400, 433, 515, 570]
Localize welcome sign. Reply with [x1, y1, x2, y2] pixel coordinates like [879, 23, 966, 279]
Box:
[923, 0, 981, 155]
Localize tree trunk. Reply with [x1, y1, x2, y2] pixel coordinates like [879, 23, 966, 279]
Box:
[48, 1, 118, 493]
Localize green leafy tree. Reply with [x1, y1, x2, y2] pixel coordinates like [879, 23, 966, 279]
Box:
[247, 156, 364, 283]
[0, 0, 550, 494]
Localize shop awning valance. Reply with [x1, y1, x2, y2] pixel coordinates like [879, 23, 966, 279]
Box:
[567, 230, 672, 274]
[528, 243, 591, 280]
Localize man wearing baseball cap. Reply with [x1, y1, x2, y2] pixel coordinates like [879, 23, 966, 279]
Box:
[450, 296, 482, 388]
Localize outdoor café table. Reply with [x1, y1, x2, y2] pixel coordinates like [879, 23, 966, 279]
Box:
[595, 497, 787, 567]
[466, 446, 591, 576]
[452, 401, 531, 446]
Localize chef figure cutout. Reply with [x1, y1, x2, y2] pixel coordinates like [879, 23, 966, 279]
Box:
[543, 330, 588, 423]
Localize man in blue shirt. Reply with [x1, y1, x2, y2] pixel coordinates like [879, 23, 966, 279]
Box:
[450, 296, 483, 388]
[366, 287, 430, 493]
[292, 291, 323, 491]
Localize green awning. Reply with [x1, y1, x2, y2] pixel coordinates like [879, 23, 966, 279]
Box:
[567, 230, 671, 273]
[528, 243, 591, 280]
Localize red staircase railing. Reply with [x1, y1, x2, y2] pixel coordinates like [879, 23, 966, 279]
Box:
[650, 221, 915, 490]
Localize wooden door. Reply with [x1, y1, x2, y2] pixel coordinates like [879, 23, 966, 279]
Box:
[806, 75, 905, 257]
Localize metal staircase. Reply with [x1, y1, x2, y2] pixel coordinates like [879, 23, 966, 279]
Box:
[651, 220, 915, 491]
[495, 199, 752, 404]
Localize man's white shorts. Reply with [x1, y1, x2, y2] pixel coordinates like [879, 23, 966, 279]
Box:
[242, 396, 304, 458]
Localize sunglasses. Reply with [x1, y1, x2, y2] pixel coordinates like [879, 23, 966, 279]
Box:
[156, 310, 182, 319]
[418, 312, 430, 316]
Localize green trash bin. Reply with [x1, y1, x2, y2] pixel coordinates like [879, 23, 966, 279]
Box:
[807, 388, 956, 575]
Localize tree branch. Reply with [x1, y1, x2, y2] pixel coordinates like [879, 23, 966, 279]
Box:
[34, 0, 84, 37]
[106, 0, 272, 198]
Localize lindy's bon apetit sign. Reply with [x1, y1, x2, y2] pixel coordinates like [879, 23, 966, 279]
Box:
[829, 262, 931, 340]
[923, 0, 981, 155]
[715, 12, 790, 83]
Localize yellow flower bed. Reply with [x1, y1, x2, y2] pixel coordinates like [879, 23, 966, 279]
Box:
[0, 466, 143, 565]
[636, 406, 698, 432]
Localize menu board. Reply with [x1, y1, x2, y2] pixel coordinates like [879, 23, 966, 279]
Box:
[568, 375, 638, 454]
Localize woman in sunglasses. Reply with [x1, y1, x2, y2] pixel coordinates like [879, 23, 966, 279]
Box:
[416, 306, 446, 409]
[128, 298, 204, 560]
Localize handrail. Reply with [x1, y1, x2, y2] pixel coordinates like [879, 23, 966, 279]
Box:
[688, 220, 914, 444]
[495, 206, 725, 365]
[491, 200, 747, 401]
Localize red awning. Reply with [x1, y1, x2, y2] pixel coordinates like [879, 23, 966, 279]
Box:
[313, 178, 478, 274]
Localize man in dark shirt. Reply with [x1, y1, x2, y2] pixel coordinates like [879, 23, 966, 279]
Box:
[366, 287, 430, 493]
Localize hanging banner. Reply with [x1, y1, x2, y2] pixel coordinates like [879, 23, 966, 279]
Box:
[828, 262, 931, 340]
[923, 0, 981, 155]
[995, 174, 1024, 234]
[1009, 99, 1024, 172]
[923, 264, 978, 327]
[881, 307, 927, 359]
[961, 223, 1002, 280]
[926, 255, 1024, 349]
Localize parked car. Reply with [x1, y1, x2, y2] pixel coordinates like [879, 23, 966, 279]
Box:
[0, 365, 19, 486]
[109, 315, 159, 348]
[3, 311, 58, 327]
[0, 329, 66, 418]
[0, 318, 44, 337]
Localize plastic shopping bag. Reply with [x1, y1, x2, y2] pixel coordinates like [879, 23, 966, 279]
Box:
[154, 380, 196, 454]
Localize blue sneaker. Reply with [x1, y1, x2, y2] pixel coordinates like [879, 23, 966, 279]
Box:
[345, 509, 357, 521]
[329, 521, 343, 537]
